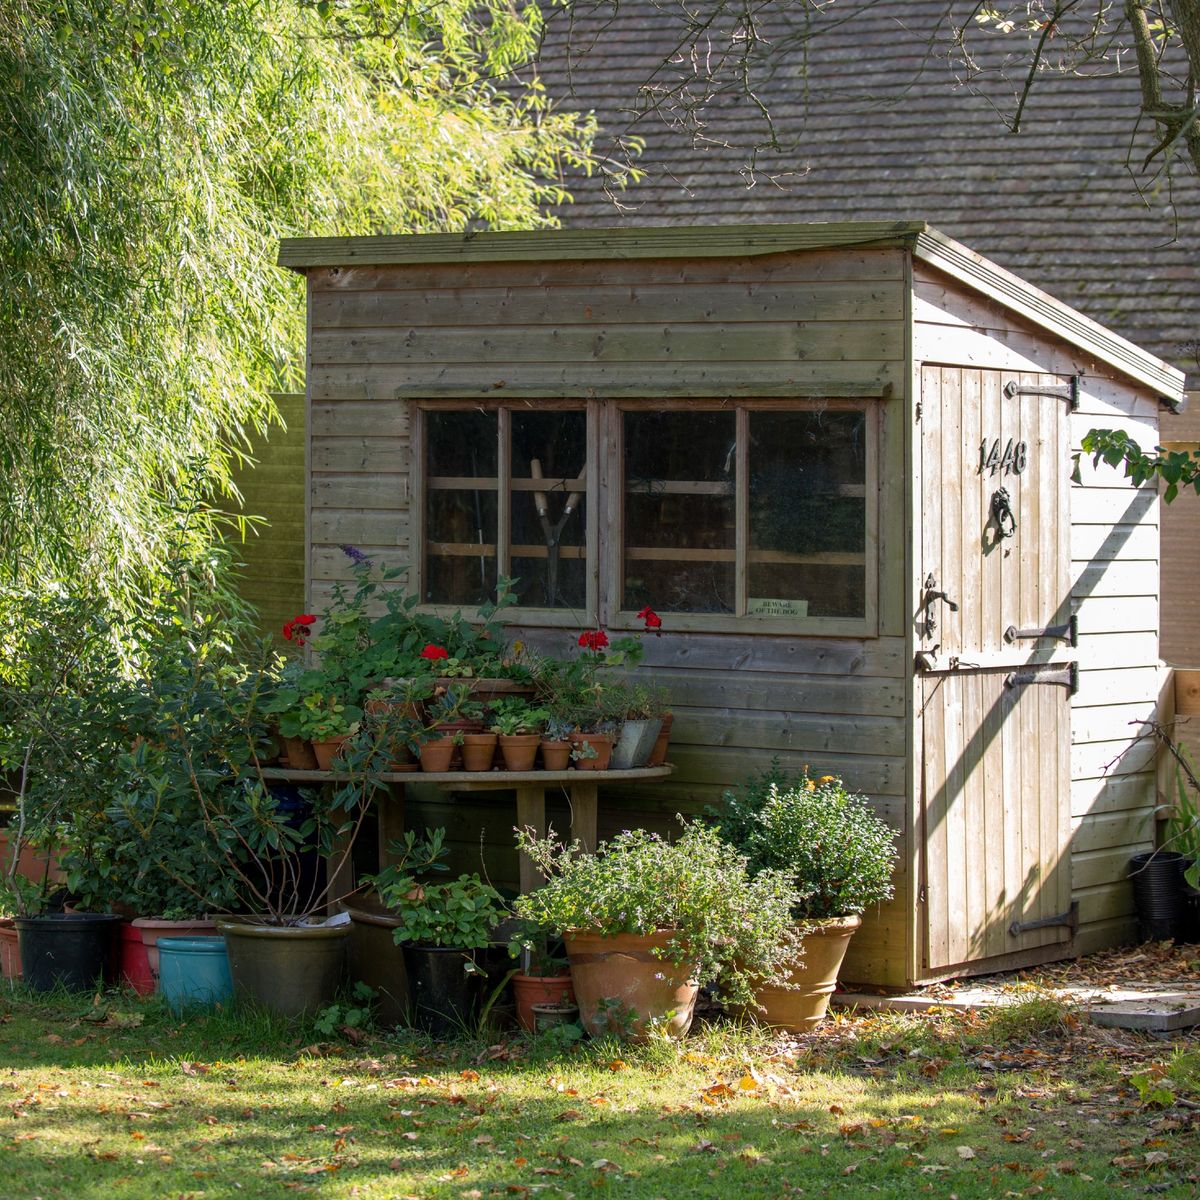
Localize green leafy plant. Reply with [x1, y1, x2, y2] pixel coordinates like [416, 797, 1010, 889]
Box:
[489, 698, 550, 737]
[714, 762, 899, 919]
[1164, 755, 1200, 889]
[513, 821, 802, 1007]
[313, 982, 378, 1039]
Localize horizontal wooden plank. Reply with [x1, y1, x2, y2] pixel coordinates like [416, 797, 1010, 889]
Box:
[1071, 771, 1156, 819]
[310, 322, 906, 367]
[309, 361, 903, 402]
[1073, 916, 1138, 957]
[310, 547, 411, 584]
[1071, 558, 1158, 598]
[1074, 595, 1158, 636]
[1072, 666, 1163, 709]
[310, 400, 411, 438]
[1073, 631, 1159, 669]
[1071, 702, 1160, 745]
[1070, 485, 1157, 526]
[1070, 412, 1159, 452]
[311, 475, 410, 510]
[288, 229, 921, 272]
[312, 279, 907, 329]
[676, 711, 905, 757]
[666, 745, 905, 797]
[1072, 736, 1158, 781]
[515, 628, 909, 678]
[647, 667, 906, 717]
[312, 437, 410, 473]
[310, 510, 410, 546]
[1072, 844, 1154, 891]
[1075, 882, 1136, 925]
[1070, 522, 1157, 562]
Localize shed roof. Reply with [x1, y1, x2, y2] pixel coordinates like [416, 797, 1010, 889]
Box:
[280, 221, 1184, 401]
[525, 0, 1200, 390]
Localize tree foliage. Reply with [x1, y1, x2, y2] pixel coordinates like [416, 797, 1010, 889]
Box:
[0, 0, 599, 605]
[1077, 427, 1200, 501]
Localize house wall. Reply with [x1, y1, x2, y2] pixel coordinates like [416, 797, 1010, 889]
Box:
[912, 265, 1163, 963]
[305, 247, 914, 984]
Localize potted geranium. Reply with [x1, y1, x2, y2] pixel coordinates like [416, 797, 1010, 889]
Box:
[714, 764, 899, 1030]
[514, 821, 800, 1040]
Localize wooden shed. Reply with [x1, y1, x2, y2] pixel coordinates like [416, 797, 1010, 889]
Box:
[278, 222, 1185, 989]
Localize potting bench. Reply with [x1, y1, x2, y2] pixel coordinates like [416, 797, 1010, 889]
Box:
[258, 765, 673, 894]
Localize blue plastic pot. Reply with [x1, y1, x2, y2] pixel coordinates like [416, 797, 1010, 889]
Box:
[157, 936, 233, 1013]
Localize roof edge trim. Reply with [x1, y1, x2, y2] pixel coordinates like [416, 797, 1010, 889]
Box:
[277, 220, 929, 270]
[914, 229, 1185, 402]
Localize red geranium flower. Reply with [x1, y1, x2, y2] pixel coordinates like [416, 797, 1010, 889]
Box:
[420, 643, 450, 661]
[282, 614, 317, 645]
[636, 605, 662, 633]
[577, 629, 609, 652]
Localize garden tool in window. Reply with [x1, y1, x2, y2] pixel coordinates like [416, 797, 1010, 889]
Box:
[531, 457, 584, 607]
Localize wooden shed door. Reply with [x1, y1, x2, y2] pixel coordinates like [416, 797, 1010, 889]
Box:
[917, 366, 1074, 976]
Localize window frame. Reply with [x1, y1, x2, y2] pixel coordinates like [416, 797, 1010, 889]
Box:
[412, 399, 600, 627]
[413, 396, 879, 638]
[604, 398, 879, 638]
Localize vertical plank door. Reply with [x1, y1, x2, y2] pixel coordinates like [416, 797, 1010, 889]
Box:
[918, 366, 1074, 977]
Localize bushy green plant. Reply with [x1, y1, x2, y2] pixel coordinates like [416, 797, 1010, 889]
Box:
[489, 698, 550, 736]
[513, 821, 802, 1007]
[715, 763, 898, 918]
[1165, 756, 1200, 889]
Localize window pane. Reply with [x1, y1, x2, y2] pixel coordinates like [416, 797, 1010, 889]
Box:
[425, 410, 497, 605]
[510, 410, 587, 609]
[748, 409, 867, 619]
[623, 410, 735, 613]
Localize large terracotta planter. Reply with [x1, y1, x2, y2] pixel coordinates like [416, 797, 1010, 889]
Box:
[512, 972, 576, 1032]
[499, 733, 541, 772]
[218, 918, 349, 1019]
[751, 915, 861, 1032]
[564, 929, 698, 1040]
[133, 916, 218, 984]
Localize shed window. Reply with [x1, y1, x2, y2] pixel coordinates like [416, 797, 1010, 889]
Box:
[422, 405, 589, 612]
[619, 401, 874, 629]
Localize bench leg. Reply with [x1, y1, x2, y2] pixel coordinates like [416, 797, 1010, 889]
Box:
[515, 786, 547, 893]
[568, 782, 598, 853]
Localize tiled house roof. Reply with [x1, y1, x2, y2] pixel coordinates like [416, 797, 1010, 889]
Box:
[534, 1, 1199, 385]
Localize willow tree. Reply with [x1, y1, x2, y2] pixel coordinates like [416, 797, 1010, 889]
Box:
[0, 1, 599, 606]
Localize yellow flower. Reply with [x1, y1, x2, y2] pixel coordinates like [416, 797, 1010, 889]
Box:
[819, 775, 836, 785]
[805, 780, 816, 792]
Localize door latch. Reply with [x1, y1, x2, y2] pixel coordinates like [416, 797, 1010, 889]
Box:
[920, 574, 958, 637]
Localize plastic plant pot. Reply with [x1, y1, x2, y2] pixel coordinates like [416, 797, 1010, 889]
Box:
[157, 936, 234, 1013]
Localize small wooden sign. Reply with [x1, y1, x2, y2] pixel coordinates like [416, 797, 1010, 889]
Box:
[748, 597, 809, 618]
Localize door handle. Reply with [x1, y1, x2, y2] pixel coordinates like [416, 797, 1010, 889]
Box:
[921, 574, 958, 637]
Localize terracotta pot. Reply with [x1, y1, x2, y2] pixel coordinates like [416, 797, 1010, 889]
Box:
[281, 736, 318, 771]
[564, 928, 699, 1041]
[647, 713, 673, 767]
[540, 739, 572, 771]
[436, 720, 481, 768]
[419, 736, 457, 772]
[118, 920, 155, 995]
[499, 733, 541, 772]
[133, 916, 218, 983]
[311, 735, 350, 772]
[569, 731, 614, 771]
[460, 732, 498, 772]
[750, 915, 861, 1032]
[0, 917, 21, 980]
[512, 971, 576, 1032]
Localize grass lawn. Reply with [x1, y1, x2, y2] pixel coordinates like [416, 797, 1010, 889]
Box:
[0, 985, 1197, 1199]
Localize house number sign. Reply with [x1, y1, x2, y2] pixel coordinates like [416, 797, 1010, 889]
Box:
[978, 437, 1027, 476]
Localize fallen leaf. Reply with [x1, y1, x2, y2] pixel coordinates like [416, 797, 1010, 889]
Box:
[956, 1145, 977, 1160]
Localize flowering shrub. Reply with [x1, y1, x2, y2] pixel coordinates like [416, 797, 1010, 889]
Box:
[513, 821, 802, 1006]
[715, 762, 898, 918]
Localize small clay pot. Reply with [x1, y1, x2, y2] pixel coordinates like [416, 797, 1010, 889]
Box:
[311, 735, 349, 771]
[499, 733, 541, 772]
[282, 736, 318, 771]
[647, 713, 673, 767]
[460, 732, 498, 772]
[540, 739, 572, 771]
[419, 736, 457, 772]
[569, 731, 614, 771]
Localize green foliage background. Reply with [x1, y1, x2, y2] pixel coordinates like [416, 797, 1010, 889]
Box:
[0, 0, 599, 606]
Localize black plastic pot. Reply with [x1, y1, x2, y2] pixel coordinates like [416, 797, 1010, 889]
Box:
[402, 945, 508, 1036]
[15, 912, 122, 992]
[1129, 851, 1189, 942]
